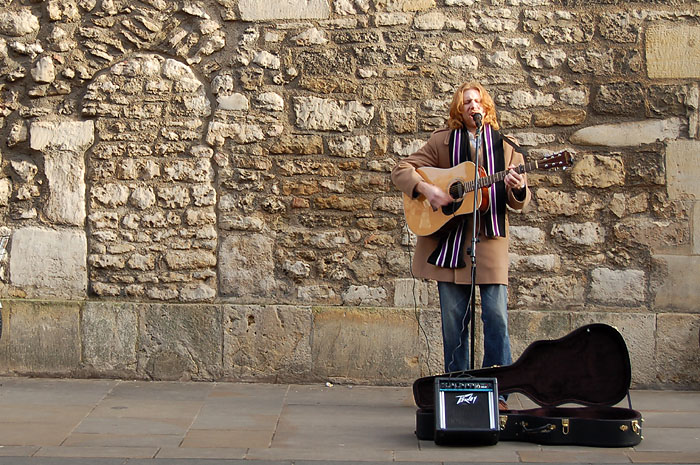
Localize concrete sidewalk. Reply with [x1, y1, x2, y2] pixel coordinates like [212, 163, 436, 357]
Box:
[0, 377, 697, 464]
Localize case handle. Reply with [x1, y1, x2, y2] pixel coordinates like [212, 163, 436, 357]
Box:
[520, 421, 556, 434]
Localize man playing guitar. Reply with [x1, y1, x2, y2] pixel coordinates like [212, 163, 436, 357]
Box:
[392, 82, 531, 410]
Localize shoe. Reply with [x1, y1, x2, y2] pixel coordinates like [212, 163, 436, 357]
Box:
[498, 399, 508, 411]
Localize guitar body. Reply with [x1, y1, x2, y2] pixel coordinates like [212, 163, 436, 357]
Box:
[403, 162, 490, 237]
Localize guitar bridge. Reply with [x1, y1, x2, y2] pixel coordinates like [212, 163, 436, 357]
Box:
[442, 200, 462, 216]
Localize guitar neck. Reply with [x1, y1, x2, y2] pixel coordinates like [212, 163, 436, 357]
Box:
[473, 160, 539, 190]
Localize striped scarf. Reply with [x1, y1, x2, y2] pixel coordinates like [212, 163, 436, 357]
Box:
[427, 125, 506, 269]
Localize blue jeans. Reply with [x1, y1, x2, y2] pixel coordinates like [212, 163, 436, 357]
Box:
[437, 282, 513, 373]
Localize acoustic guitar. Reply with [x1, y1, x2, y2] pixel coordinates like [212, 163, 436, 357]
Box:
[403, 150, 573, 236]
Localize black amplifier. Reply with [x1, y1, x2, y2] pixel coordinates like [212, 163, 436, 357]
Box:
[433, 377, 500, 445]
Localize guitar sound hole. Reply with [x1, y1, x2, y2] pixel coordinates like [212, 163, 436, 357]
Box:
[449, 182, 465, 200]
[443, 182, 465, 216]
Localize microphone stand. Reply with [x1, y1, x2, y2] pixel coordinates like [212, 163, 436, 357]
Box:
[468, 118, 483, 370]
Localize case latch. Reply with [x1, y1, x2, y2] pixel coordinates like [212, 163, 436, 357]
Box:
[500, 415, 508, 430]
[561, 418, 570, 435]
[631, 420, 641, 434]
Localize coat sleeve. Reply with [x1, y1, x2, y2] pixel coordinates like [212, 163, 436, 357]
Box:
[504, 140, 532, 211]
[391, 130, 446, 198]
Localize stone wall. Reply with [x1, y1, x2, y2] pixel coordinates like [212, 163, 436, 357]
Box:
[0, 0, 698, 389]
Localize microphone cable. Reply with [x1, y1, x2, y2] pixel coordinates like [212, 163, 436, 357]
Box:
[403, 221, 435, 377]
[445, 213, 481, 375]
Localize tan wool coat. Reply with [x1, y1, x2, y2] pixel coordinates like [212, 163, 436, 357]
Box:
[392, 127, 532, 285]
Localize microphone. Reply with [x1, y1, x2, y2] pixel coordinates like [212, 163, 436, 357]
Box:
[472, 113, 483, 128]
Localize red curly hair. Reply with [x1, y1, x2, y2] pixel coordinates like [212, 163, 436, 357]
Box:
[447, 82, 500, 131]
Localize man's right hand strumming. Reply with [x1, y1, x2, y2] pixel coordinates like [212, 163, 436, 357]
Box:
[415, 181, 453, 211]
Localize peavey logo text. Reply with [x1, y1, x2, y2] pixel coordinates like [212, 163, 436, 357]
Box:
[455, 393, 478, 405]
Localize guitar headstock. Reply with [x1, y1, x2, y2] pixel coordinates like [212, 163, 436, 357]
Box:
[540, 150, 574, 171]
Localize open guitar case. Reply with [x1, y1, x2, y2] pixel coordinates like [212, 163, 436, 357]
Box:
[413, 323, 643, 447]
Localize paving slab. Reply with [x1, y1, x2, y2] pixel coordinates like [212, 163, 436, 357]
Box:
[181, 429, 274, 448]
[272, 403, 416, 449]
[0, 446, 39, 457]
[139, 461, 291, 465]
[244, 446, 394, 462]
[61, 433, 184, 448]
[74, 416, 192, 435]
[295, 462, 441, 465]
[284, 384, 414, 407]
[395, 445, 520, 462]
[33, 446, 158, 458]
[623, 390, 700, 412]
[0, 378, 117, 404]
[88, 398, 204, 421]
[0, 459, 126, 465]
[633, 427, 700, 452]
[0, 403, 94, 424]
[628, 451, 700, 463]
[517, 448, 634, 463]
[156, 446, 248, 459]
[0, 423, 74, 447]
[105, 380, 214, 402]
[641, 411, 700, 428]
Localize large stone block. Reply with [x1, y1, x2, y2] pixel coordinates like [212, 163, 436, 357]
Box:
[42, 149, 87, 225]
[666, 140, 700, 200]
[653, 255, 700, 312]
[513, 275, 586, 309]
[0, 300, 80, 374]
[30, 120, 93, 226]
[450, 309, 573, 372]
[695, 202, 700, 255]
[655, 313, 700, 388]
[570, 118, 682, 147]
[223, 305, 313, 382]
[9, 227, 87, 298]
[534, 188, 601, 217]
[238, 0, 330, 21]
[614, 216, 688, 251]
[647, 24, 700, 79]
[589, 268, 645, 306]
[219, 232, 280, 300]
[550, 222, 605, 246]
[689, 85, 700, 139]
[30, 120, 94, 153]
[570, 154, 625, 188]
[293, 96, 374, 132]
[416, 306, 443, 376]
[82, 302, 139, 376]
[508, 310, 573, 363]
[138, 304, 223, 381]
[0, 8, 40, 36]
[311, 306, 421, 384]
[593, 82, 645, 116]
[0, 177, 10, 207]
[393, 278, 431, 307]
[571, 312, 656, 388]
[390, 0, 436, 11]
[509, 253, 561, 273]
